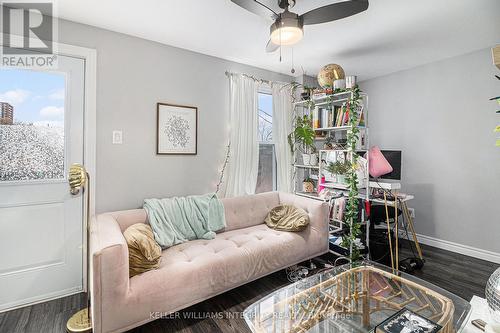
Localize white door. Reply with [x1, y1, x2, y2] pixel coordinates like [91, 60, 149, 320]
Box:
[0, 54, 85, 311]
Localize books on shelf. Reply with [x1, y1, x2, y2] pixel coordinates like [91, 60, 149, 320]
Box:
[358, 107, 366, 126]
[312, 104, 365, 129]
[335, 104, 346, 127]
[335, 104, 365, 128]
[321, 108, 328, 129]
[312, 106, 333, 129]
[331, 197, 346, 222]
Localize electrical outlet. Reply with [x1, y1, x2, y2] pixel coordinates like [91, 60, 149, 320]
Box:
[112, 130, 123, 144]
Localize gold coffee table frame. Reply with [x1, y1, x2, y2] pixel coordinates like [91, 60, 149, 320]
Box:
[248, 265, 457, 333]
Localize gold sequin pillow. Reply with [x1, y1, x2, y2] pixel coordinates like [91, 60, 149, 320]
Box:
[123, 223, 162, 277]
[264, 205, 310, 232]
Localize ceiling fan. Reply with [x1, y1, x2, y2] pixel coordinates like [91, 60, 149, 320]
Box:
[230, 0, 369, 52]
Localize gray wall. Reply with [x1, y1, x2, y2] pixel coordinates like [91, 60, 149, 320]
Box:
[294, 74, 320, 89]
[361, 48, 500, 253]
[55, 20, 292, 213]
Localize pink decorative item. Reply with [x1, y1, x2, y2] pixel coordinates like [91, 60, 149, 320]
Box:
[318, 176, 325, 193]
[366, 146, 393, 178]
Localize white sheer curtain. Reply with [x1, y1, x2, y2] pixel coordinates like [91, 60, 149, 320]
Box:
[272, 82, 293, 193]
[225, 74, 259, 197]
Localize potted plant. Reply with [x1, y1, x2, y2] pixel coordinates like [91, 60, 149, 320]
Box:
[302, 177, 315, 193]
[300, 86, 314, 100]
[283, 79, 316, 102]
[288, 115, 317, 165]
[326, 160, 351, 184]
[309, 151, 319, 166]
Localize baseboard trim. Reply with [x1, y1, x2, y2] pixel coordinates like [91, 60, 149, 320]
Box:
[0, 286, 82, 313]
[407, 233, 500, 264]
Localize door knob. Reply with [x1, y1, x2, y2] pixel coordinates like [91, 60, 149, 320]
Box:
[68, 164, 87, 195]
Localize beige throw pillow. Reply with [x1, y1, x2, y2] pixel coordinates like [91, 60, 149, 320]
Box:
[123, 223, 162, 277]
[264, 205, 310, 232]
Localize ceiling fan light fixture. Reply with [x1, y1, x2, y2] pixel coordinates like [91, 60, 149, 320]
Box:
[270, 12, 303, 46]
[231, 0, 369, 52]
[270, 26, 303, 46]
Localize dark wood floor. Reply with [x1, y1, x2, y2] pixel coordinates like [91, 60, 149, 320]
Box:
[0, 242, 497, 333]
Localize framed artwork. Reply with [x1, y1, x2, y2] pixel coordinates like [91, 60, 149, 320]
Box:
[156, 103, 198, 155]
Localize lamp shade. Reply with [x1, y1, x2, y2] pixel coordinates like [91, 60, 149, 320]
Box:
[366, 146, 393, 178]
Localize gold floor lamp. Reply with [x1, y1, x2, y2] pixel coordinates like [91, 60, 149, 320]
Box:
[66, 163, 93, 333]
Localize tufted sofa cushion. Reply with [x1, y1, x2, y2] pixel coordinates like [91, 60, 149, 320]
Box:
[221, 191, 280, 232]
[129, 223, 316, 314]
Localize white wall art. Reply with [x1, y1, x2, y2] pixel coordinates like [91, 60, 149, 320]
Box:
[157, 103, 197, 155]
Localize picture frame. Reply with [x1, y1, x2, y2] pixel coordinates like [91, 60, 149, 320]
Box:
[156, 103, 198, 155]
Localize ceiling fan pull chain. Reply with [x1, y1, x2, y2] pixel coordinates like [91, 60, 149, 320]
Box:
[279, 27, 282, 62]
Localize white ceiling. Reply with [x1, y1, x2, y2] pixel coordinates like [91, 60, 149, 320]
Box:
[56, 0, 500, 80]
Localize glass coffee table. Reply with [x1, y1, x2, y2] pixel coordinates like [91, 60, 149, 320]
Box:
[244, 262, 471, 333]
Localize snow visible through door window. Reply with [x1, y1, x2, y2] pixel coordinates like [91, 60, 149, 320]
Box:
[0, 69, 65, 181]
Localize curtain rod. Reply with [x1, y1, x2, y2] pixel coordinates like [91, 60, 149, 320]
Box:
[224, 71, 291, 86]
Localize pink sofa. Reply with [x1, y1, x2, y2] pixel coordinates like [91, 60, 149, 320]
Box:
[90, 192, 328, 332]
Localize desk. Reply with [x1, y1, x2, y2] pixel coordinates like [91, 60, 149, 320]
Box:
[370, 194, 414, 205]
[369, 193, 423, 272]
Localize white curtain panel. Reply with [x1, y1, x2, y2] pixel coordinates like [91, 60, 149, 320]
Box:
[225, 74, 259, 197]
[272, 83, 293, 193]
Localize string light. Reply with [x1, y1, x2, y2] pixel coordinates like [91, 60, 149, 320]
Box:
[215, 143, 230, 194]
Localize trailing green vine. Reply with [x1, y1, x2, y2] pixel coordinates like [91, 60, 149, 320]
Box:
[342, 86, 362, 262]
[285, 83, 365, 262]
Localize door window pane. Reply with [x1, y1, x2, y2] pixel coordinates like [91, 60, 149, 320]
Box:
[0, 69, 65, 181]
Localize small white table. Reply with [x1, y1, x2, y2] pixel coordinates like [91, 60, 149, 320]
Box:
[464, 296, 493, 333]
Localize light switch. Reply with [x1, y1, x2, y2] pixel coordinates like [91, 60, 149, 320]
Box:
[112, 130, 123, 144]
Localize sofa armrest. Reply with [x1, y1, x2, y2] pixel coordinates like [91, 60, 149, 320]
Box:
[278, 192, 329, 254]
[90, 213, 130, 333]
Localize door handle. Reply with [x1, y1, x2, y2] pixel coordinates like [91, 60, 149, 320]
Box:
[68, 164, 87, 195]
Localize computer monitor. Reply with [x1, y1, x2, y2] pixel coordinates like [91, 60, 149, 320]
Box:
[371, 150, 402, 181]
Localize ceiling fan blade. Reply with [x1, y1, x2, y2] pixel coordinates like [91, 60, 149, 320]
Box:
[266, 40, 279, 53]
[230, 0, 280, 20]
[300, 0, 369, 25]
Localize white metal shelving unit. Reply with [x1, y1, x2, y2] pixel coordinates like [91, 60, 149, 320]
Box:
[292, 90, 371, 258]
[293, 164, 319, 169]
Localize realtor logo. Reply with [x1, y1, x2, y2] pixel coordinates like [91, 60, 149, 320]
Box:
[1, 1, 57, 68]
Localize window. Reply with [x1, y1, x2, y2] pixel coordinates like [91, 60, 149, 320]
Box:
[256, 91, 276, 193]
[0, 68, 66, 182]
